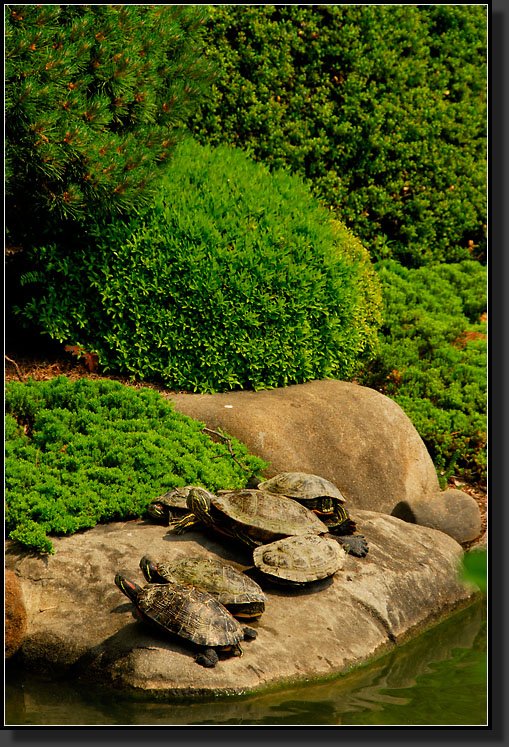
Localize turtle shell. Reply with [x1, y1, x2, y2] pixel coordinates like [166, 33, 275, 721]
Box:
[210, 489, 328, 543]
[258, 472, 346, 503]
[136, 581, 244, 647]
[143, 556, 267, 609]
[253, 534, 346, 584]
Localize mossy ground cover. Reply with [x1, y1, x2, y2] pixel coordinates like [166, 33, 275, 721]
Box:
[5, 376, 267, 553]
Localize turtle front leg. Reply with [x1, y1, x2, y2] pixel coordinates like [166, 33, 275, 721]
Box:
[172, 512, 200, 534]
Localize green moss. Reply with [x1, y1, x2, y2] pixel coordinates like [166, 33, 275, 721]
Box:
[5, 376, 268, 553]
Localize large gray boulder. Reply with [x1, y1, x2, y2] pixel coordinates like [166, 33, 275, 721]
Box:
[167, 379, 440, 515]
[5, 511, 478, 697]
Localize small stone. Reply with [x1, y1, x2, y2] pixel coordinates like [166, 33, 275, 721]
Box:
[391, 489, 482, 544]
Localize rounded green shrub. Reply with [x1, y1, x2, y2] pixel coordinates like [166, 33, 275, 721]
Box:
[190, 5, 487, 266]
[18, 137, 383, 393]
[360, 259, 487, 483]
[5, 4, 214, 244]
[5, 376, 268, 553]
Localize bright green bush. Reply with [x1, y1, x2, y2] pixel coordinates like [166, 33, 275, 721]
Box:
[17, 137, 383, 392]
[5, 376, 268, 553]
[5, 4, 213, 244]
[191, 5, 487, 266]
[359, 260, 487, 484]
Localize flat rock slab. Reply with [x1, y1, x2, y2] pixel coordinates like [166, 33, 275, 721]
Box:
[5, 511, 478, 698]
[167, 379, 440, 515]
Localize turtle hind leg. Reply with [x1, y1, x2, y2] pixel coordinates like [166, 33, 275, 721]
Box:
[333, 534, 369, 557]
[195, 647, 219, 667]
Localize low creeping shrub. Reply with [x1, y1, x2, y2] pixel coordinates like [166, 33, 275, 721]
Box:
[17, 137, 383, 393]
[360, 259, 487, 484]
[5, 376, 268, 553]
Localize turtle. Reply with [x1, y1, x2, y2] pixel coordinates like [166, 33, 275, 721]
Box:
[252, 534, 347, 586]
[139, 555, 267, 619]
[248, 472, 368, 557]
[172, 486, 330, 549]
[147, 486, 195, 524]
[114, 574, 257, 667]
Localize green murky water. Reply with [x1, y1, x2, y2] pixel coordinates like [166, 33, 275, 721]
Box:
[5, 599, 487, 726]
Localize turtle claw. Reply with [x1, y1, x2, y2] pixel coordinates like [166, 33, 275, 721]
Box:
[334, 534, 369, 557]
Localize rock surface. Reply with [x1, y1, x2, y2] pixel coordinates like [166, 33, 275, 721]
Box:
[391, 489, 482, 544]
[5, 569, 27, 658]
[5, 510, 478, 697]
[167, 379, 440, 515]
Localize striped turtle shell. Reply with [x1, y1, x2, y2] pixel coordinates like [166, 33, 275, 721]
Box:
[253, 534, 346, 584]
[257, 472, 346, 503]
[140, 556, 267, 618]
[132, 581, 244, 647]
[208, 488, 328, 544]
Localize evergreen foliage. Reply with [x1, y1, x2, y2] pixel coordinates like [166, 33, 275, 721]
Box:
[17, 137, 383, 393]
[5, 376, 268, 553]
[191, 4, 487, 266]
[5, 4, 214, 245]
[359, 260, 487, 484]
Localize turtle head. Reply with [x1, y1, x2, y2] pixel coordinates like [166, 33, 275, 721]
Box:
[245, 474, 262, 489]
[187, 487, 214, 525]
[147, 502, 168, 522]
[114, 574, 142, 603]
[139, 556, 161, 583]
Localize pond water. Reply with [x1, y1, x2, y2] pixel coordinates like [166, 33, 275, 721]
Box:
[5, 599, 487, 726]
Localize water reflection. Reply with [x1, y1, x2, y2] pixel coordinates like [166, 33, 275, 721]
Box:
[5, 600, 486, 726]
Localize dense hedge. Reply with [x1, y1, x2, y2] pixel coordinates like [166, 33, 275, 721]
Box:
[5, 376, 268, 553]
[17, 137, 383, 392]
[191, 4, 487, 266]
[5, 4, 213, 243]
[359, 260, 487, 484]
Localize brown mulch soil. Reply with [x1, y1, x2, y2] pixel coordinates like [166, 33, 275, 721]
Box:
[4, 349, 487, 551]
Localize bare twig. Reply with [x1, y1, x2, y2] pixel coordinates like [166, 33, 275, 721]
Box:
[202, 426, 255, 476]
[5, 354, 25, 382]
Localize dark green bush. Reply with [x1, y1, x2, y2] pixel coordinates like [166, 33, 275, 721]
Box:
[191, 5, 487, 266]
[17, 137, 383, 393]
[359, 259, 487, 484]
[5, 376, 268, 553]
[5, 4, 213, 244]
